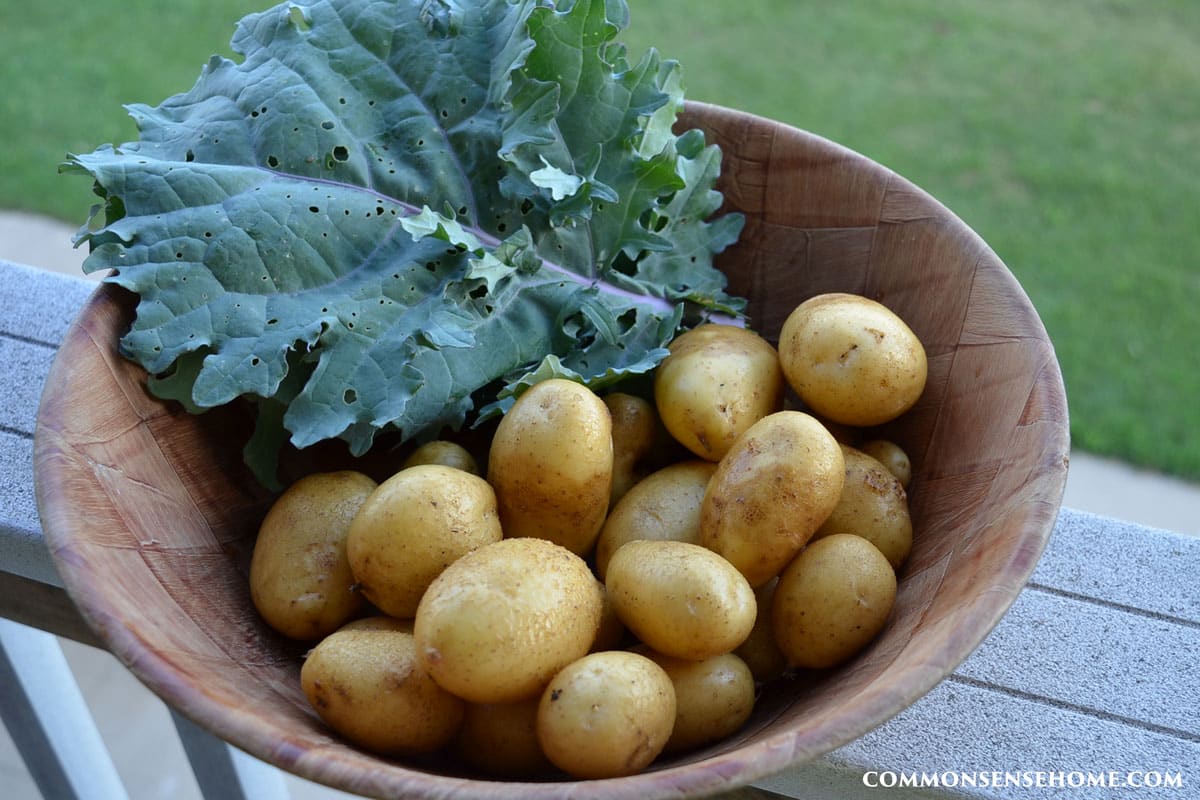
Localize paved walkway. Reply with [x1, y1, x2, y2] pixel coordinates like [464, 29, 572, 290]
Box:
[3, 209, 1198, 537]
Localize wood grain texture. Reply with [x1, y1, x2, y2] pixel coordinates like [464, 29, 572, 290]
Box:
[32, 103, 1069, 800]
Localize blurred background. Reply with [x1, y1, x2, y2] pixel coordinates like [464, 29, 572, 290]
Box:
[2, 0, 1196, 486]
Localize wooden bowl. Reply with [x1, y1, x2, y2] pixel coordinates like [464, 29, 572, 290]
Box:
[34, 102, 1069, 799]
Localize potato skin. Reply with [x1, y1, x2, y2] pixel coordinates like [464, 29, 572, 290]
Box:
[593, 460, 717, 581]
[606, 540, 756, 661]
[604, 392, 659, 508]
[858, 438, 913, 489]
[733, 578, 788, 684]
[414, 538, 603, 704]
[812, 445, 913, 569]
[771, 533, 897, 669]
[654, 324, 784, 462]
[347, 465, 503, 618]
[536, 651, 676, 779]
[777, 293, 927, 427]
[487, 379, 613, 555]
[700, 411, 845, 587]
[402, 440, 479, 475]
[300, 619, 464, 756]
[640, 649, 756, 754]
[249, 470, 376, 641]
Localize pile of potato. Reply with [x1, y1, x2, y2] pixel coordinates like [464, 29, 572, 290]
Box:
[248, 292, 928, 779]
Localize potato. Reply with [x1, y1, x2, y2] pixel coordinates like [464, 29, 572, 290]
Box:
[640, 649, 756, 754]
[487, 378, 613, 555]
[700, 411, 845, 587]
[593, 460, 717, 581]
[536, 651, 675, 779]
[604, 392, 659, 507]
[300, 618, 464, 756]
[591, 583, 628, 652]
[733, 577, 788, 684]
[454, 697, 553, 778]
[347, 464, 503, 618]
[414, 537, 603, 704]
[401, 440, 479, 475]
[777, 293, 927, 427]
[859, 438, 913, 489]
[606, 540, 756, 661]
[812, 445, 913, 569]
[772, 533, 897, 669]
[249, 470, 376, 641]
[653, 324, 785, 461]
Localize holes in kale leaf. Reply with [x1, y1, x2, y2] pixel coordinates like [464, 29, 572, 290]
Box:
[469, 285, 487, 300]
[343, 388, 357, 404]
[321, 121, 335, 130]
[332, 145, 350, 162]
[251, 357, 261, 367]
[267, 155, 280, 168]
[339, 97, 347, 105]
[520, 199, 534, 215]
[309, 206, 320, 213]
[184, 149, 195, 162]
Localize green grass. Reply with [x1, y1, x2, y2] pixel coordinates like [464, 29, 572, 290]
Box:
[2, 0, 1198, 479]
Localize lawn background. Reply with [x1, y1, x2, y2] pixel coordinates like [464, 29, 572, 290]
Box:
[2, 0, 1197, 479]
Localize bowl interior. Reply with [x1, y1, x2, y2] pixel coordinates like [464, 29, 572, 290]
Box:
[34, 102, 1069, 800]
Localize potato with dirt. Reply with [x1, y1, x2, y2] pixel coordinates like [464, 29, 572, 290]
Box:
[777, 293, 927, 427]
[700, 411, 845, 587]
[605, 539, 756, 661]
[536, 650, 676, 779]
[653, 323, 784, 462]
[249, 470, 376, 641]
[812, 445, 913, 569]
[772, 533, 897, 669]
[300, 617, 464, 756]
[347, 464, 502, 618]
[414, 537, 604, 704]
[593, 459, 716, 581]
[487, 378, 613, 555]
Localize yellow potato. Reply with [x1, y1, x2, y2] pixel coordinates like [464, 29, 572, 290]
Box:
[733, 578, 788, 684]
[249, 470, 376, 641]
[536, 651, 675, 779]
[812, 445, 913, 569]
[606, 539, 756, 661]
[487, 378, 613, 555]
[640, 649, 756, 754]
[700, 411, 845, 587]
[604, 392, 659, 507]
[859, 438, 913, 489]
[347, 464, 502, 618]
[414, 537, 603, 704]
[772, 533, 897, 669]
[454, 697, 553, 778]
[653, 323, 785, 461]
[300, 618, 464, 756]
[593, 460, 717, 581]
[401, 439, 479, 475]
[591, 583, 628, 652]
[777, 292, 927, 427]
